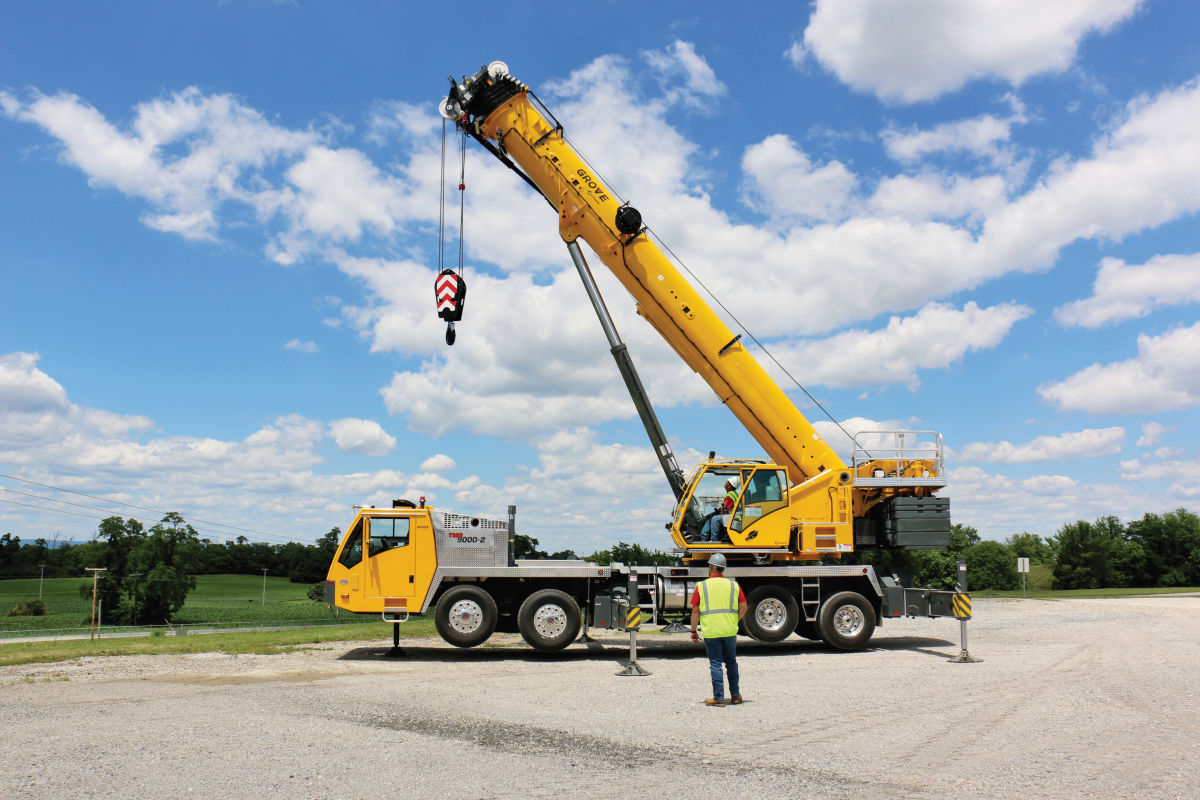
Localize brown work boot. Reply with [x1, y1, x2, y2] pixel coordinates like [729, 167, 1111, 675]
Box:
[704, 698, 726, 707]
[729, 695, 744, 705]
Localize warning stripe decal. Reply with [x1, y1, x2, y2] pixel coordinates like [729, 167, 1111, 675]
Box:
[626, 607, 643, 629]
[952, 593, 972, 619]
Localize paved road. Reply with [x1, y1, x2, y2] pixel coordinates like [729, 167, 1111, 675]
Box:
[2, 598, 1197, 799]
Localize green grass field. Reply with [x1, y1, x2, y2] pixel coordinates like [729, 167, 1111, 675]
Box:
[0, 574, 360, 634]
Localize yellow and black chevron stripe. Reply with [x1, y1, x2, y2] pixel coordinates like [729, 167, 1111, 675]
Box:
[626, 607, 643, 630]
[952, 593, 972, 619]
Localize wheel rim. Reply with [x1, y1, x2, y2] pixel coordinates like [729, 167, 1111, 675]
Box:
[449, 599, 483, 634]
[755, 598, 788, 632]
[832, 604, 864, 636]
[532, 603, 567, 639]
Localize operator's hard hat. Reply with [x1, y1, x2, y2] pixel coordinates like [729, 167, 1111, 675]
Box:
[726, 475, 740, 490]
[708, 553, 728, 568]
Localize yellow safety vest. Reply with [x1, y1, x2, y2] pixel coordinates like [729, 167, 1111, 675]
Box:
[697, 576, 739, 638]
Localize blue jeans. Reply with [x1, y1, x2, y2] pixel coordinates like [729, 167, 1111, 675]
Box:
[700, 515, 724, 542]
[703, 635, 739, 700]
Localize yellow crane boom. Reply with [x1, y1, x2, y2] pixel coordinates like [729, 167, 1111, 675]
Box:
[445, 64, 843, 484]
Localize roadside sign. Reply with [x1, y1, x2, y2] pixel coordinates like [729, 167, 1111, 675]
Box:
[1017, 558, 1030, 573]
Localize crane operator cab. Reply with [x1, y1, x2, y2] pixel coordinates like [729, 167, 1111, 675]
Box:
[673, 458, 798, 557]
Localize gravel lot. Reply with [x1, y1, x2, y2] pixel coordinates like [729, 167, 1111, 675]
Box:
[2, 598, 1197, 799]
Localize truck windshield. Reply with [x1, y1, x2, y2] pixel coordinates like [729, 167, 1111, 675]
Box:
[689, 469, 746, 518]
[369, 517, 411, 556]
[337, 519, 364, 569]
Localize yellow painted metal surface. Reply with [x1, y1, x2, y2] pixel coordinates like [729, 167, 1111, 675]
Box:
[327, 510, 440, 614]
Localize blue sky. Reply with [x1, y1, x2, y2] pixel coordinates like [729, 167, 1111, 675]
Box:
[3, 0, 1199, 553]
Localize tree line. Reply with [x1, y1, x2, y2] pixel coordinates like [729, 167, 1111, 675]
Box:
[4, 506, 1197, 622]
[853, 508, 1200, 591]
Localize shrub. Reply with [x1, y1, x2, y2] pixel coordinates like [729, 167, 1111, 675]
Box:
[307, 582, 326, 603]
[8, 599, 49, 617]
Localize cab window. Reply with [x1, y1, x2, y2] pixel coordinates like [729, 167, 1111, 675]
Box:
[337, 519, 364, 569]
[369, 517, 411, 557]
[742, 469, 788, 521]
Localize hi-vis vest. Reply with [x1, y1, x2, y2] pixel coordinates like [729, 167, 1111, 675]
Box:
[698, 576, 739, 638]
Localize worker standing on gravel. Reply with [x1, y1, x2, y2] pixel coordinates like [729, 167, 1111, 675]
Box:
[690, 553, 748, 706]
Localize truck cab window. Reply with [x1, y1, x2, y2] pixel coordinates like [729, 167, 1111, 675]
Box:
[369, 517, 411, 556]
[337, 519, 364, 569]
[742, 469, 789, 521]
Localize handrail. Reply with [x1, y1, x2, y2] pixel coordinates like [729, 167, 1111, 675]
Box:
[852, 430, 945, 484]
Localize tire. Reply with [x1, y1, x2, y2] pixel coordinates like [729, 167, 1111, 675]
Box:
[794, 618, 821, 640]
[434, 585, 498, 648]
[816, 591, 876, 651]
[743, 585, 800, 643]
[517, 589, 581, 652]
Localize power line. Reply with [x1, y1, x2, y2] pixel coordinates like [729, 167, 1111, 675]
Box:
[0, 473, 287, 540]
[0, 496, 308, 547]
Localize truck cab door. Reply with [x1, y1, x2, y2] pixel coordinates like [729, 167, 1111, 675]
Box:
[332, 518, 365, 610]
[365, 517, 417, 605]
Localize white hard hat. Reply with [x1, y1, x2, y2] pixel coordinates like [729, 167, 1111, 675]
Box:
[708, 553, 728, 568]
[726, 476, 740, 489]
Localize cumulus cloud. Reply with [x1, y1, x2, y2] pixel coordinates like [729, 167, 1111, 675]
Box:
[741, 134, 856, 223]
[954, 427, 1125, 463]
[1119, 457, 1200, 498]
[419, 454, 457, 473]
[642, 40, 727, 111]
[9, 55, 1200, 443]
[0, 87, 318, 241]
[285, 339, 319, 353]
[882, 96, 1027, 164]
[1039, 323, 1200, 414]
[794, 0, 1145, 102]
[770, 302, 1032, 389]
[327, 418, 396, 457]
[0, 352, 153, 438]
[1136, 422, 1175, 448]
[1053, 252, 1200, 327]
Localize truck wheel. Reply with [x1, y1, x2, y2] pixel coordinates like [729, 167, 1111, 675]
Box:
[517, 589, 581, 652]
[435, 585, 498, 648]
[744, 586, 800, 643]
[816, 591, 876, 651]
[794, 618, 821, 640]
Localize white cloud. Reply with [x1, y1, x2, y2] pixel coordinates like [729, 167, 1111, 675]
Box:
[365, 100, 439, 146]
[0, 352, 153, 438]
[945, 465, 1155, 538]
[284, 339, 319, 353]
[327, 418, 396, 457]
[419, 454, 457, 473]
[1039, 323, 1200, 414]
[9, 60, 1200, 443]
[882, 96, 1027, 164]
[642, 40, 727, 111]
[1119, 457, 1200, 498]
[741, 134, 856, 223]
[794, 0, 1145, 102]
[0, 87, 318, 241]
[955, 427, 1125, 463]
[770, 301, 1032, 390]
[1136, 422, 1175, 448]
[812, 416, 915, 465]
[1053, 252, 1200, 327]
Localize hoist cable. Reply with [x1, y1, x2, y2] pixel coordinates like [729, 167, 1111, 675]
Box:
[438, 118, 447, 273]
[458, 128, 467, 277]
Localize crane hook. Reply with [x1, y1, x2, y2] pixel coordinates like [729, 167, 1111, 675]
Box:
[445, 322, 456, 346]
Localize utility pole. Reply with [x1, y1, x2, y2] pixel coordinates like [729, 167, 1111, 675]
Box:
[85, 568, 106, 641]
[39, 564, 45, 600]
[262, 568, 269, 606]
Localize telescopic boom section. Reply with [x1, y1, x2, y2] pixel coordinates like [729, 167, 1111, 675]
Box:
[447, 64, 845, 483]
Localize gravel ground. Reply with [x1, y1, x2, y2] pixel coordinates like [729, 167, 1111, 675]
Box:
[2, 598, 1197, 799]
